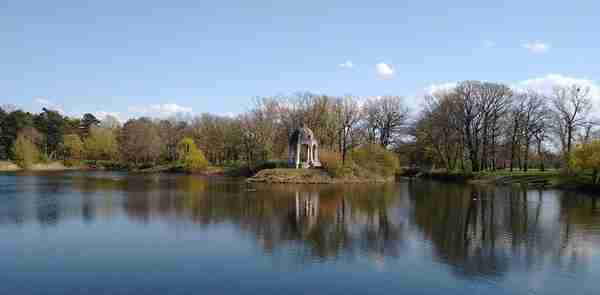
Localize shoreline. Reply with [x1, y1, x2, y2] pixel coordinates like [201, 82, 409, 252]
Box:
[406, 169, 600, 193]
[247, 168, 394, 184]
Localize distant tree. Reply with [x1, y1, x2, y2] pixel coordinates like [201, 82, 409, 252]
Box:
[84, 126, 119, 162]
[34, 108, 67, 158]
[552, 85, 592, 168]
[364, 96, 409, 148]
[80, 113, 100, 138]
[334, 96, 362, 163]
[0, 107, 7, 159]
[0, 109, 34, 160]
[571, 140, 600, 184]
[11, 132, 40, 168]
[176, 137, 208, 172]
[61, 134, 84, 166]
[118, 118, 161, 167]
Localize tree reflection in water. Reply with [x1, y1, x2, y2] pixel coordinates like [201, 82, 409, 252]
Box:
[1, 172, 599, 279]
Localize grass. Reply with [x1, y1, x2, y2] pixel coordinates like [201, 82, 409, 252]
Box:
[248, 168, 393, 184]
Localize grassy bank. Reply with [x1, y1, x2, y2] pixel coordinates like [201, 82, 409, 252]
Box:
[0, 160, 78, 172]
[403, 168, 600, 192]
[248, 168, 393, 184]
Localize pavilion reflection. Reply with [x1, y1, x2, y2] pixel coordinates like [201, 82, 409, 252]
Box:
[2, 173, 600, 279]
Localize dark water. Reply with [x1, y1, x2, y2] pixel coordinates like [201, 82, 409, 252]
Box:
[1, 172, 599, 295]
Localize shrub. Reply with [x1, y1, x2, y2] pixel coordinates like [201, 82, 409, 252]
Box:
[177, 137, 209, 172]
[84, 126, 119, 162]
[11, 133, 40, 168]
[571, 140, 600, 184]
[183, 149, 209, 172]
[62, 134, 83, 166]
[320, 150, 348, 177]
[349, 144, 399, 178]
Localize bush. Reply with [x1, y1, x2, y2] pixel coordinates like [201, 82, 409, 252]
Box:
[182, 149, 209, 172]
[349, 144, 399, 178]
[319, 150, 351, 178]
[11, 134, 40, 168]
[62, 134, 83, 167]
[177, 137, 209, 172]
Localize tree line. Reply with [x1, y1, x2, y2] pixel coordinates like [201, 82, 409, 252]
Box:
[0, 81, 598, 177]
[413, 81, 598, 175]
[0, 94, 408, 171]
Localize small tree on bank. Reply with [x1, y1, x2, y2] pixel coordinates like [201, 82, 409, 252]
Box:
[11, 133, 40, 168]
[571, 140, 600, 184]
[177, 137, 209, 172]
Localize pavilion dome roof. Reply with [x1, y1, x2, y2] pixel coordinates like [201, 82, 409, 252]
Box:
[289, 126, 317, 145]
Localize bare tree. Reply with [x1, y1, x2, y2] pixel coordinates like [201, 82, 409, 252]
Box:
[364, 96, 409, 148]
[519, 90, 549, 171]
[334, 96, 362, 163]
[551, 85, 592, 167]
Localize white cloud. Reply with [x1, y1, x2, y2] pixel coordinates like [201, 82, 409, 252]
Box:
[128, 103, 193, 118]
[522, 41, 550, 54]
[375, 62, 394, 79]
[339, 60, 354, 69]
[483, 40, 496, 48]
[34, 98, 65, 114]
[424, 82, 458, 96]
[517, 74, 600, 98]
[35, 98, 53, 105]
[94, 111, 122, 121]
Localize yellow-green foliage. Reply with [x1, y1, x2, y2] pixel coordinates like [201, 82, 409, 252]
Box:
[11, 133, 40, 168]
[320, 150, 341, 175]
[177, 137, 209, 172]
[62, 134, 83, 166]
[571, 140, 600, 183]
[320, 150, 353, 178]
[349, 143, 399, 178]
[84, 126, 119, 162]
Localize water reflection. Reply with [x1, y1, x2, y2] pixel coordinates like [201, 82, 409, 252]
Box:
[1, 172, 599, 280]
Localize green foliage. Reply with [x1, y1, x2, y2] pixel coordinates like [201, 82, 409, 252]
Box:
[34, 108, 67, 158]
[0, 109, 34, 160]
[571, 140, 600, 184]
[320, 150, 352, 178]
[349, 143, 399, 178]
[84, 126, 119, 162]
[183, 150, 209, 172]
[119, 118, 161, 167]
[177, 137, 209, 172]
[61, 134, 84, 166]
[11, 133, 40, 168]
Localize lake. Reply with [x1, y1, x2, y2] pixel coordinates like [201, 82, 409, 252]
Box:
[1, 172, 599, 295]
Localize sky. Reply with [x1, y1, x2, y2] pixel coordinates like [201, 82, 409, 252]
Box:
[1, 0, 599, 121]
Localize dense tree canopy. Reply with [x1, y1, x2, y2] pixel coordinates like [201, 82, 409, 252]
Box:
[0, 82, 597, 176]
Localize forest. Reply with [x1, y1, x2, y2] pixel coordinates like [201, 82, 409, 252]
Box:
[0, 80, 599, 182]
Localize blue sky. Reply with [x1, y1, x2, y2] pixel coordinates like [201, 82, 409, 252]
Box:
[1, 0, 599, 120]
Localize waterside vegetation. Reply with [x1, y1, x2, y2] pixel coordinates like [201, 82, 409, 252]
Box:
[1, 80, 599, 189]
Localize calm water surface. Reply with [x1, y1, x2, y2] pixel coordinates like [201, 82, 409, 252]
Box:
[1, 172, 599, 294]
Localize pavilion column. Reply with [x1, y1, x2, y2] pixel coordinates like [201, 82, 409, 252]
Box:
[296, 143, 301, 169]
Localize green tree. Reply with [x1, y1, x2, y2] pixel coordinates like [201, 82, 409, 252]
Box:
[11, 133, 40, 168]
[61, 134, 84, 166]
[84, 126, 119, 162]
[118, 118, 161, 167]
[34, 108, 67, 158]
[571, 140, 600, 184]
[177, 137, 209, 172]
[349, 143, 399, 178]
[1, 109, 34, 160]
